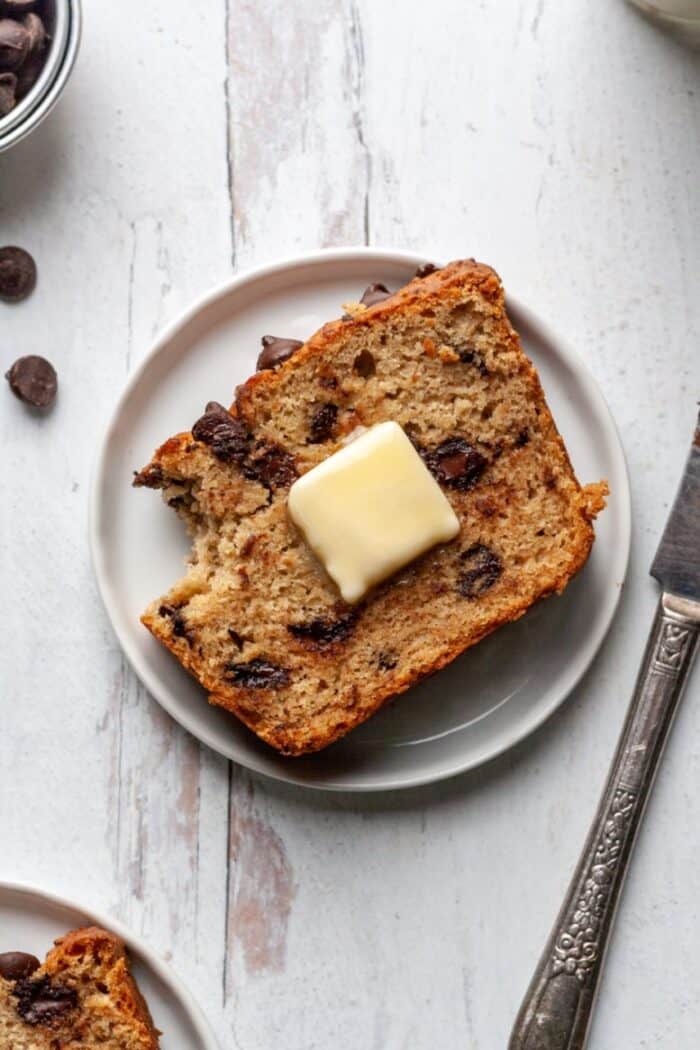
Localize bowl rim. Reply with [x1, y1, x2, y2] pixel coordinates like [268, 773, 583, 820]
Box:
[0, 0, 81, 153]
[0, 0, 70, 136]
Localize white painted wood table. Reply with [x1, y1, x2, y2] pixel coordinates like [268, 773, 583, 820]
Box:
[1, 2, 699, 1047]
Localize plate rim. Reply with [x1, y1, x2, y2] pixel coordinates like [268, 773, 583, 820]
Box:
[89, 246, 631, 792]
[0, 879, 219, 1050]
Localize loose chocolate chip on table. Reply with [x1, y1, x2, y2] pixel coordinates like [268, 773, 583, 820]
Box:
[423, 437, 486, 491]
[288, 612, 357, 648]
[0, 17, 29, 71]
[458, 543, 502, 599]
[415, 262, 439, 278]
[0, 952, 40, 981]
[0, 69, 16, 114]
[308, 402, 338, 443]
[257, 335, 303, 371]
[225, 658, 290, 689]
[359, 282, 391, 308]
[6, 355, 57, 408]
[0, 246, 37, 302]
[13, 976, 78, 1026]
[192, 401, 251, 464]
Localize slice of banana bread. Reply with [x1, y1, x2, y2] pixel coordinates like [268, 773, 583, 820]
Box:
[134, 259, 607, 755]
[0, 926, 160, 1048]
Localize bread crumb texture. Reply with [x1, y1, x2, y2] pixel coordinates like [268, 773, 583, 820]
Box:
[134, 260, 607, 755]
[0, 926, 160, 1048]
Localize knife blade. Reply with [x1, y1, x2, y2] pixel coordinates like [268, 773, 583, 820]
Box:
[509, 411, 700, 1050]
[650, 411, 700, 601]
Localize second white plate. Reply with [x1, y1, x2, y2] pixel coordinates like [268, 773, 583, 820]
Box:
[90, 248, 630, 791]
[0, 882, 218, 1050]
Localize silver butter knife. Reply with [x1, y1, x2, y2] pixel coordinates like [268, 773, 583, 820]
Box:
[509, 413, 700, 1050]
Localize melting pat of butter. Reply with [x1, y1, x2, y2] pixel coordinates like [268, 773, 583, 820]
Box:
[288, 421, 460, 603]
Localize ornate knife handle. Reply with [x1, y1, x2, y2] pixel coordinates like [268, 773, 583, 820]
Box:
[509, 592, 700, 1050]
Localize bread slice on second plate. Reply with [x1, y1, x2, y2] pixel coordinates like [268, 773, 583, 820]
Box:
[0, 926, 160, 1048]
[135, 259, 607, 755]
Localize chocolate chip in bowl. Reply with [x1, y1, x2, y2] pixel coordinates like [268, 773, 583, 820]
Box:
[0, 69, 15, 114]
[1, 0, 44, 11]
[0, 0, 81, 153]
[22, 11, 47, 52]
[0, 16, 30, 71]
[14, 10, 47, 94]
[0, 2, 48, 106]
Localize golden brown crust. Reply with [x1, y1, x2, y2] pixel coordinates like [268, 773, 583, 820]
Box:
[46, 927, 160, 1048]
[136, 259, 607, 755]
[235, 260, 501, 419]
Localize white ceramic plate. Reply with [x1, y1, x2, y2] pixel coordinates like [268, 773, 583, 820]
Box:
[0, 882, 218, 1050]
[90, 248, 630, 792]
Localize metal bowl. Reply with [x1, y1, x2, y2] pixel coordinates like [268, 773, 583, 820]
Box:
[0, 0, 81, 153]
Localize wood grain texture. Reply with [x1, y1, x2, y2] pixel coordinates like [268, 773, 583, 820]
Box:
[0, 0, 698, 1048]
[226, 0, 370, 262]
